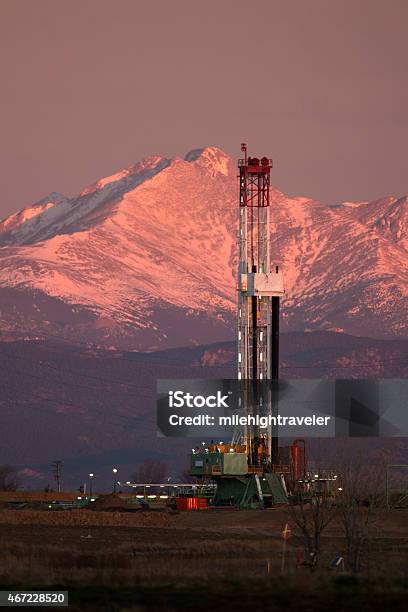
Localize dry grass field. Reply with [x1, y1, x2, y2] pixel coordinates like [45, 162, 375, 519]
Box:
[0, 505, 407, 610]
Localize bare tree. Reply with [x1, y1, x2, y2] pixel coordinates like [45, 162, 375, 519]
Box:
[0, 465, 20, 491]
[304, 440, 389, 573]
[337, 455, 386, 573]
[131, 459, 167, 483]
[289, 489, 335, 570]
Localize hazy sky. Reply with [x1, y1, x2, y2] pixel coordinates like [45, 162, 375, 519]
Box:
[1, 0, 407, 217]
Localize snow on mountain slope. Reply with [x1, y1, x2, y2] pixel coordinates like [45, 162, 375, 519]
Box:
[0, 146, 407, 348]
[347, 195, 408, 253]
[0, 192, 67, 236]
[0, 157, 171, 247]
[261, 191, 408, 337]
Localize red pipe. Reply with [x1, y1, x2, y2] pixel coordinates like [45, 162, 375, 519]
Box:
[291, 439, 307, 481]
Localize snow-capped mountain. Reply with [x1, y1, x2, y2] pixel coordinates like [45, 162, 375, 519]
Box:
[0, 146, 407, 349]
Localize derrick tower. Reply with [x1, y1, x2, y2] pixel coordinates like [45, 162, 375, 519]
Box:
[237, 143, 284, 467]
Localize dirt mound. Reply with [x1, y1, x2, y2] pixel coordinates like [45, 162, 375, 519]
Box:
[89, 494, 133, 512]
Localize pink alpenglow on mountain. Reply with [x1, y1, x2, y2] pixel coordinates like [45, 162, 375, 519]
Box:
[0, 147, 407, 349]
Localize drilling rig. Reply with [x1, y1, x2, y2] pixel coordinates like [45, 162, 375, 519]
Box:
[236, 143, 284, 471]
[190, 144, 293, 507]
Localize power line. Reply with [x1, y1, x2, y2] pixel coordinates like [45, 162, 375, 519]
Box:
[1, 342, 407, 396]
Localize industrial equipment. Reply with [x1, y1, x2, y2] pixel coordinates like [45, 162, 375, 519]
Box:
[190, 144, 293, 507]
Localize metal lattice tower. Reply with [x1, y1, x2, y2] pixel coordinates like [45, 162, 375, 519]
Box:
[237, 143, 284, 467]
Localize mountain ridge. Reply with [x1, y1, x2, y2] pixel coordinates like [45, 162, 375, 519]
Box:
[0, 146, 407, 349]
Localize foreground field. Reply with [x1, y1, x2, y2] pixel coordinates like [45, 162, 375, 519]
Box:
[0, 507, 407, 610]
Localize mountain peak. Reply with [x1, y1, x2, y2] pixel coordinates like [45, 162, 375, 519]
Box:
[184, 146, 231, 176]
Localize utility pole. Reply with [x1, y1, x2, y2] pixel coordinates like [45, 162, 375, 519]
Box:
[51, 460, 62, 493]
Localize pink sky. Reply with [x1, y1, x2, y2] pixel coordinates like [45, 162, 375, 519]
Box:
[0, 0, 407, 217]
